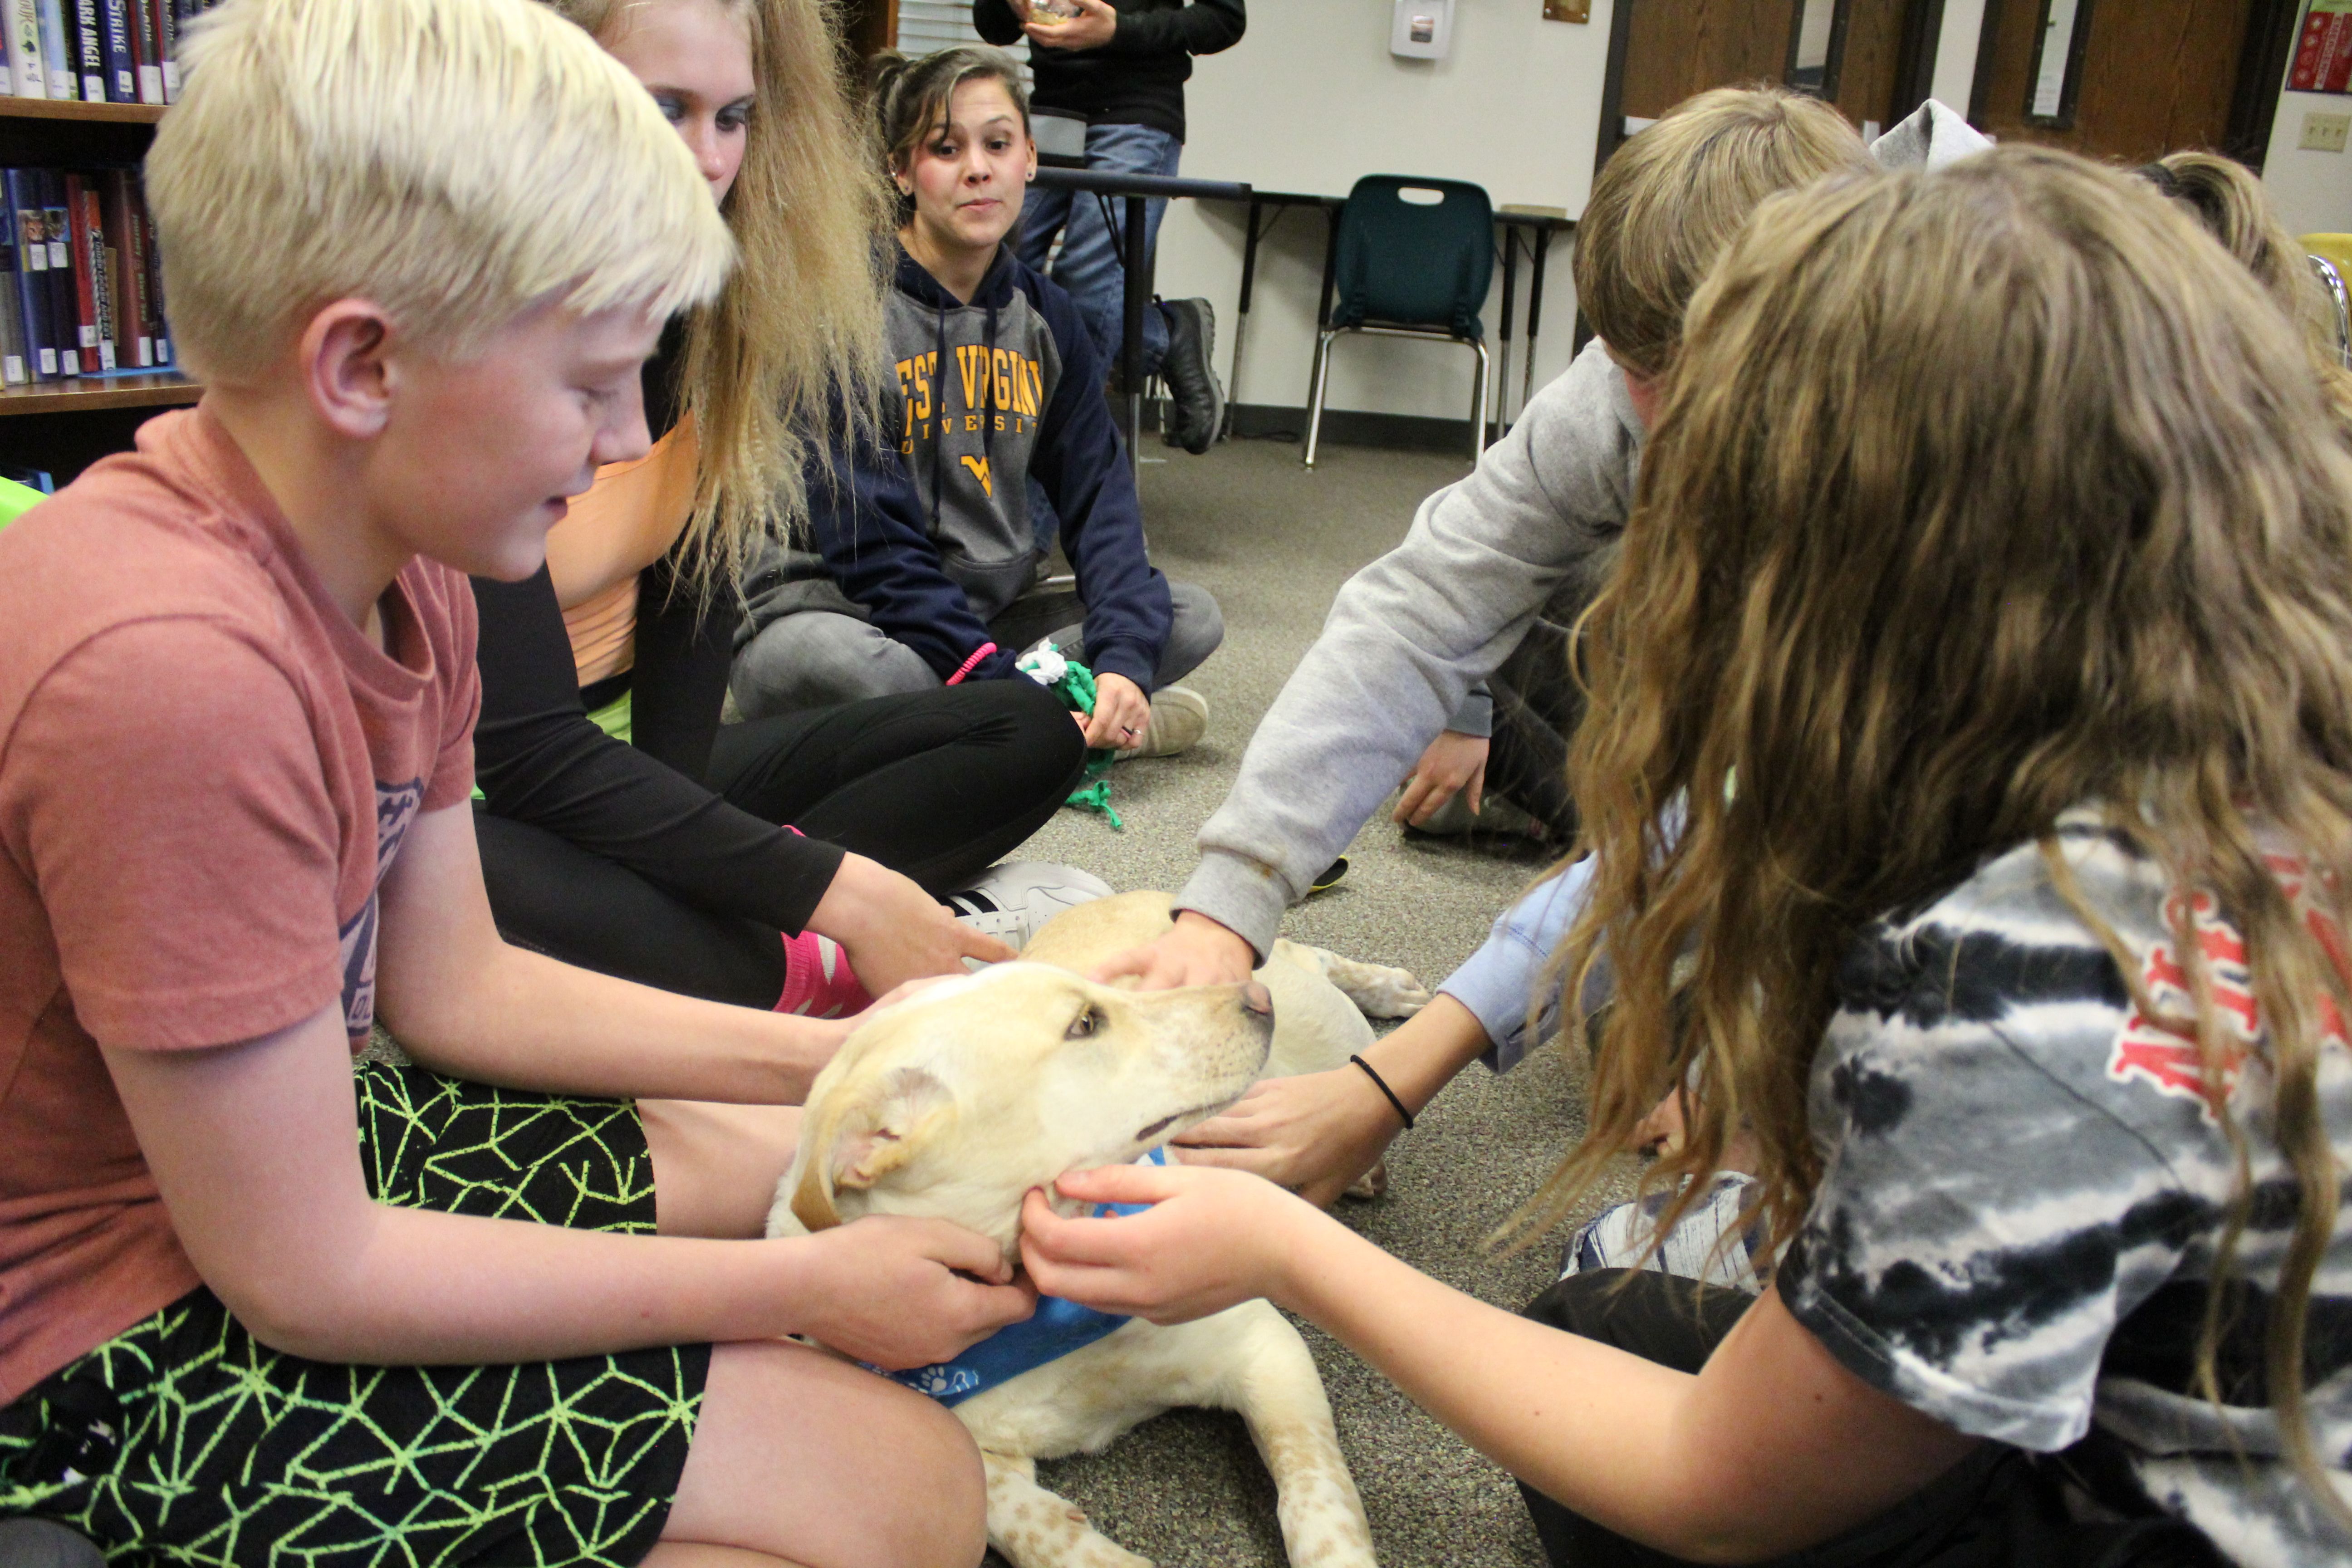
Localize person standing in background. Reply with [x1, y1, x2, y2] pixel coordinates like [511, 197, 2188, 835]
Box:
[974, 0, 1241, 458]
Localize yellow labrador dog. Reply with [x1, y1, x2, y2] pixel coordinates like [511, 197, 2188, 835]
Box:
[768, 892, 1426, 1568]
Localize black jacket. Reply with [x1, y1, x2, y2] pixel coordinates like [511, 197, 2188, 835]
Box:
[974, 0, 1243, 143]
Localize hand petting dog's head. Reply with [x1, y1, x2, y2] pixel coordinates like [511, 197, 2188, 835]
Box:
[776, 962, 1274, 1255]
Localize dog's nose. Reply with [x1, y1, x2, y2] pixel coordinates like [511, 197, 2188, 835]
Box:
[1241, 982, 1274, 1017]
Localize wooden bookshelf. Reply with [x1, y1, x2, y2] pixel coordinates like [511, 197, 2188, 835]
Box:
[0, 98, 167, 126]
[0, 371, 196, 416]
[0, 93, 177, 476]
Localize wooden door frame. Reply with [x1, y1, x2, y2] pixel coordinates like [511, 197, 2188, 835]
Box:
[1968, 0, 2304, 167]
[1593, 0, 1948, 176]
[839, 0, 897, 60]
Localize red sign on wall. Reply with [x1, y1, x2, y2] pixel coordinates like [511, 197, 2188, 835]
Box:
[2292, 0, 2352, 94]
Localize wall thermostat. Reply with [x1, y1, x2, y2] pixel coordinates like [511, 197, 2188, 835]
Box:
[1391, 0, 1454, 59]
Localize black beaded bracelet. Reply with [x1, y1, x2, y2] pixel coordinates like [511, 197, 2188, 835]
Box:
[1348, 1054, 1415, 1131]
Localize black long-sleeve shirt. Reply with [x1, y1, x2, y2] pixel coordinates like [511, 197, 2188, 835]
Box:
[468, 338, 845, 937]
[974, 0, 1244, 142]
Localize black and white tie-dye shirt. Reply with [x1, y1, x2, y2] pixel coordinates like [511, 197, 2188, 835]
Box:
[1779, 812, 2352, 1567]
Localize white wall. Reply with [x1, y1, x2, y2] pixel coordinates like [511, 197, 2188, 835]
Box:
[1142, 0, 2000, 426]
[2265, 88, 2352, 238]
[1147, 0, 1616, 426]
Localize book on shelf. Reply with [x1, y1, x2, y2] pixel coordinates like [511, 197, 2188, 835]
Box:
[69, 0, 99, 101]
[0, 0, 207, 101]
[0, 189, 27, 385]
[36, 0, 69, 100]
[0, 164, 166, 383]
[7, 0, 44, 100]
[6, 170, 55, 379]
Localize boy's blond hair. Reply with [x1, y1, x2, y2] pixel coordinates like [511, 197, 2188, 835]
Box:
[148, 0, 735, 383]
[1573, 85, 1871, 378]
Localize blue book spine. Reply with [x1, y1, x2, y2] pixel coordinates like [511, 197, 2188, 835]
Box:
[97, 0, 127, 102]
[5, 171, 56, 380]
[0, 192, 26, 384]
[39, 171, 74, 374]
[71, 0, 100, 101]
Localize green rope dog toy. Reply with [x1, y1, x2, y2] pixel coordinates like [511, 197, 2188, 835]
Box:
[1017, 641, 1123, 829]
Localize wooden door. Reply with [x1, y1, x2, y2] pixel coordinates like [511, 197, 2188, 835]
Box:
[837, 0, 897, 59]
[1970, 0, 2259, 162]
[1620, 0, 1801, 122]
[1602, 0, 1938, 171]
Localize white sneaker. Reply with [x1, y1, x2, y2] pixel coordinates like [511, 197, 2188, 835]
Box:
[941, 861, 1115, 951]
[1115, 684, 1208, 760]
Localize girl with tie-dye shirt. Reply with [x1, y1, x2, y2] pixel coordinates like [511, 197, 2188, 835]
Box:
[1013, 148, 2352, 1567]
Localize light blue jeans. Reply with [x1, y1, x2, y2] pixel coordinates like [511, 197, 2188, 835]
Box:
[1018, 121, 1185, 553]
[1017, 120, 1184, 380]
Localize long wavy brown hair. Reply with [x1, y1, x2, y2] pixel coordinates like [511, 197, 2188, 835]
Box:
[1516, 145, 2352, 1516]
[2139, 150, 2352, 423]
[548, 0, 893, 588]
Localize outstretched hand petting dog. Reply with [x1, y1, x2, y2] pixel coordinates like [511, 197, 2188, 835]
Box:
[1090, 908, 1259, 991]
[1019, 1163, 1311, 1323]
[798, 1215, 1038, 1368]
[1173, 993, 1495, 1205]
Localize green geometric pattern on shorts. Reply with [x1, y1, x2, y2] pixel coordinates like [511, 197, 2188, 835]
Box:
[354, 1059, 656, 1232]
[0, 1062, 704, 1568]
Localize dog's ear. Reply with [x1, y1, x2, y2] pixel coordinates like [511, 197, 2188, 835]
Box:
[790, 1065, 952, 1233]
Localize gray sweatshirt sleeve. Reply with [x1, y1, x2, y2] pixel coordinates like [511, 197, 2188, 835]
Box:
[1175, 338, 1642, 957]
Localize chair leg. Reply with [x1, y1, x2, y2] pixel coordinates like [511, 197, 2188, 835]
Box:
[1469, 338, 1492, 461]
[1305, 330, 1339, 469]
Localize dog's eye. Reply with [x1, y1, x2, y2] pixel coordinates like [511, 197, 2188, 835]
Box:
[1065, 1005, 1101, 1040]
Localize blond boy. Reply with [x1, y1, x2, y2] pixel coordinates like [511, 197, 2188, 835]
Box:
[0, 3, 1025, 1564]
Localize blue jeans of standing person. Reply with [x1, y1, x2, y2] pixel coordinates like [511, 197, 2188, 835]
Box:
[1018, 120, 1184, 379]
[1018, 122, 1183, 552]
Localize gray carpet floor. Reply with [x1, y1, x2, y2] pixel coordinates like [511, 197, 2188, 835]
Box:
[991, 436, 1636, 1568]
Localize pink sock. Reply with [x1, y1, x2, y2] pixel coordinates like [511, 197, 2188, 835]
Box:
[775, 930, 873, 1018]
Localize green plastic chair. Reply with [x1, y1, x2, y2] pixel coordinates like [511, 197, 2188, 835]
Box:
[1305, 175, 1495, 468]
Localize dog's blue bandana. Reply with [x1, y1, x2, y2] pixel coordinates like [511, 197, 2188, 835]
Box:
[877, 1147, 1165, 1406]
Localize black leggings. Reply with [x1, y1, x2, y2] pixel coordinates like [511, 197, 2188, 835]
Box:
[1517, 1272, 2223, 1568]
[476, 682, 1086, 1009]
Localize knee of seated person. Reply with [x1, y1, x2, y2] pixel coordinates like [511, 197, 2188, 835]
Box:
[862, 1385, 990, 1568]
[1169, 582, 1225, 664]
[733, 614, 930, 718]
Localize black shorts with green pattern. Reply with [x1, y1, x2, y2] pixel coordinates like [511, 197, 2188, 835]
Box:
[0, 1059, 710, 1568]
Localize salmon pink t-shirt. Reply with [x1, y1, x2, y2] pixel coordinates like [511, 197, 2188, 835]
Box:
[0, 406, 480, 1401]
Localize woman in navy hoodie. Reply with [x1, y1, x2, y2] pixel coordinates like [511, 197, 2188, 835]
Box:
[730, 46, 1222, 758]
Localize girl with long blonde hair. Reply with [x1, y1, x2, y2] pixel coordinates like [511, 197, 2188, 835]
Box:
[467, 0, 1091, 1022]
[1019, 147, 2352, 1567]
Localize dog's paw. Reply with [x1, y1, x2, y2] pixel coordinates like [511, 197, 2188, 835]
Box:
[1317, 953, 1432, 1019]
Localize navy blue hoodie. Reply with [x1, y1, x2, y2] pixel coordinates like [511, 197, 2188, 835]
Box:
[751, 243, 1172, 692]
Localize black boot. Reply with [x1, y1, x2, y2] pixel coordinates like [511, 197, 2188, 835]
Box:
[1157, 298, 1223, 455]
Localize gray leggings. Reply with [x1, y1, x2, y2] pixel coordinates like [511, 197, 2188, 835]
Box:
[731, 581, 1224, 720]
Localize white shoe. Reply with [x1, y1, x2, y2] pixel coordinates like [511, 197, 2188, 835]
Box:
[1115, 684, 1208, 760]
[941, 861, 1115, 950]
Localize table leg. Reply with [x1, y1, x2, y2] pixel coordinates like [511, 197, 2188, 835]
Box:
[1229, 197, 1265, 439]
[1123, 191, 1146, 477]
[1524, 225, 1553, 412]
[1310, 201, 1341, 408]
[1496, 225, 1518, 439]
